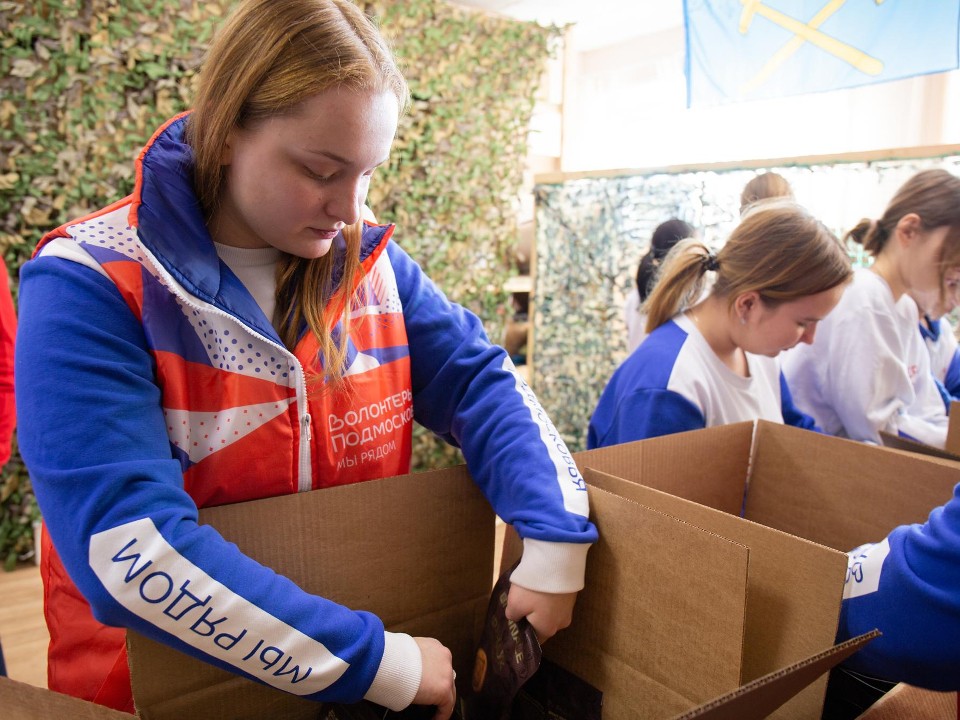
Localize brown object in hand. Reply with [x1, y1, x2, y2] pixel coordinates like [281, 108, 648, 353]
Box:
[461, 563, 542, 720]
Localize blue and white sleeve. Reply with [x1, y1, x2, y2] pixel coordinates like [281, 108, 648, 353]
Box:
[387, 242, 597, 595]
[838, 483, 960, 690]
[779, 373, 820, 431]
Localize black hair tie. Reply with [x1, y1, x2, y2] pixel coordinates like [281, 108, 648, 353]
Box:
[702, 253, 720, 272]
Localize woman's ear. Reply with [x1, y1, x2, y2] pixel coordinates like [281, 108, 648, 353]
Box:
[220, 131, 235, 166]
[734, 291, 759, 324]
[895, 213, 923, 245]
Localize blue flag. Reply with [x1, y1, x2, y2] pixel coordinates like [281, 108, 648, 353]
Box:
[684, 0, 960, 107]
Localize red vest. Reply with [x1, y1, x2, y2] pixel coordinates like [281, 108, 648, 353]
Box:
[39, 212, 412, 711]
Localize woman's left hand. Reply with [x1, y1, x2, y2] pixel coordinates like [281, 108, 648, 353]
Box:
[504, 584, 578, 643]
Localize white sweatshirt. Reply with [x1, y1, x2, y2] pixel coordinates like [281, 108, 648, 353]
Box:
[782, 268, 948, 448]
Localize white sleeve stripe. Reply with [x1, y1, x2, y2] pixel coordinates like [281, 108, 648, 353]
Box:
[503, 356, 589, 517]
[843, 539, 890, 600]
[89, 518, 348, 695]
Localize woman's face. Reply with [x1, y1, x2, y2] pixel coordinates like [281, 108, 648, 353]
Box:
[903, 225, 953, 298]
[212, 87, 399, 257]
[914, 267, 960, 319]
[738, 284, 846, 357]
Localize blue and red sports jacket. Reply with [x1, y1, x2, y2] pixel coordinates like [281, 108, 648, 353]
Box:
[15, 114, 596, 712]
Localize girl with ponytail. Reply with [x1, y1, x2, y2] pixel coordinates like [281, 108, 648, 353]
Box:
[588, 199, 851, 447]
[783, 168, 960, 448]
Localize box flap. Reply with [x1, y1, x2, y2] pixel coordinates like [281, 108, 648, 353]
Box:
[672, 631, 879, 720]
[573, 423, 755, 515]
[746, 422, 959, 552]
[879, 431, 960, 463]
[855, 682, 959, 720]
[0, 676, 134, 720]
[948, 401, 960, 456]
[585, 468, 847, 720]
[543, 483, 750, 719]
[128, 466, 496, 720]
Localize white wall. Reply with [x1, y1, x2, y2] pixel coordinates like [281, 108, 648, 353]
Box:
[557, 25, 960, 173]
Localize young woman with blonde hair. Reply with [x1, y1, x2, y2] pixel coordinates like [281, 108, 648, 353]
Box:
[14, 1, 596, 716]
[783, 168, 960, 448]
[588, 200, 851, 448]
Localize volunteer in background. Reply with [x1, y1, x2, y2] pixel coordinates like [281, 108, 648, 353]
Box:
[783, 169, 960, 449]
[739, 170, 794, 216]
[587, 200, 851, 448]
[623, 218, 696, 353]
[13, 1, 597, 716]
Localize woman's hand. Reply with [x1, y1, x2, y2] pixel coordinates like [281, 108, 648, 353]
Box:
[504, 585, 578, 643]
[412, 637, 456, 720]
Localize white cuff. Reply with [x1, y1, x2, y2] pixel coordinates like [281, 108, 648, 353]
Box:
[508, 538, 590, 593]
[363, 631, 422, 711]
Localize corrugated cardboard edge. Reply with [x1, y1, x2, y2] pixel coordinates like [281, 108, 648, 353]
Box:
[0, 675, 135, 719]
[671, 630, 881, 720]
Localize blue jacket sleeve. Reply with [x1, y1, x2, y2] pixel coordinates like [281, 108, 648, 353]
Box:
[15, 255, 389, 704]
[386, 243, 597, 571]
[779, 373, 821, 431]
[587, 386, 706, 448]
[837, 483, 960, 690]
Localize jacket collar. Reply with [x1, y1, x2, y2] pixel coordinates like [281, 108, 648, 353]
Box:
[132, 114, 392, 342]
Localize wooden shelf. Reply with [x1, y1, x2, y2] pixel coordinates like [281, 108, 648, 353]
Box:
[503, 275, 532, 294]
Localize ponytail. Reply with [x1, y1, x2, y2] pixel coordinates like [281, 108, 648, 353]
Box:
[644, 239, 715, 333]
[845, 218, 887, 254]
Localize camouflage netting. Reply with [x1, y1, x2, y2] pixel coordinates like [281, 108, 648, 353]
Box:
[0, 0, 560, 565]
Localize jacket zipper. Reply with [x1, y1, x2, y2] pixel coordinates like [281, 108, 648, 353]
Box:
[141, 251, 314, 493]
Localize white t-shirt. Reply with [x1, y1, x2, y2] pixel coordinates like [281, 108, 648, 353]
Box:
[214, 243, 281, 328]
[782, 268, 948, 448]
[623, 288, 648, 354]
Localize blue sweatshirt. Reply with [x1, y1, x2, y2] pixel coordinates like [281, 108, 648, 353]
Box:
[839, 483, 960, 689]
[588, 314, 817, 448]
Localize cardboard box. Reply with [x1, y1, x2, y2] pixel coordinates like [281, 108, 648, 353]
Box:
[855, 683, 958, 719]
[879, 399, 960, 460]
[7, 420, 954, 719]
[122, 420, 919, 720]
[556, 420, 959, 719]
[0, 675, 134, 719]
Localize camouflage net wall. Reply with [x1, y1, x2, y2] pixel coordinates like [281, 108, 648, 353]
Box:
[0, 0, 559, 566]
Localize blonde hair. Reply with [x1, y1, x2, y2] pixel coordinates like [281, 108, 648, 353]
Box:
[846, 169, 960, 303]
[187, 0, 408, 383]
[645, 200, 852, 333]
[740, 172, 794, 216]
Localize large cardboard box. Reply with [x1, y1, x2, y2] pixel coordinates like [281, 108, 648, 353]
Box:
[120, 455, 873, 720]
[6, 420, 955, 719]
[122, 420, 942, 720]
[557, 420, 959, 719]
